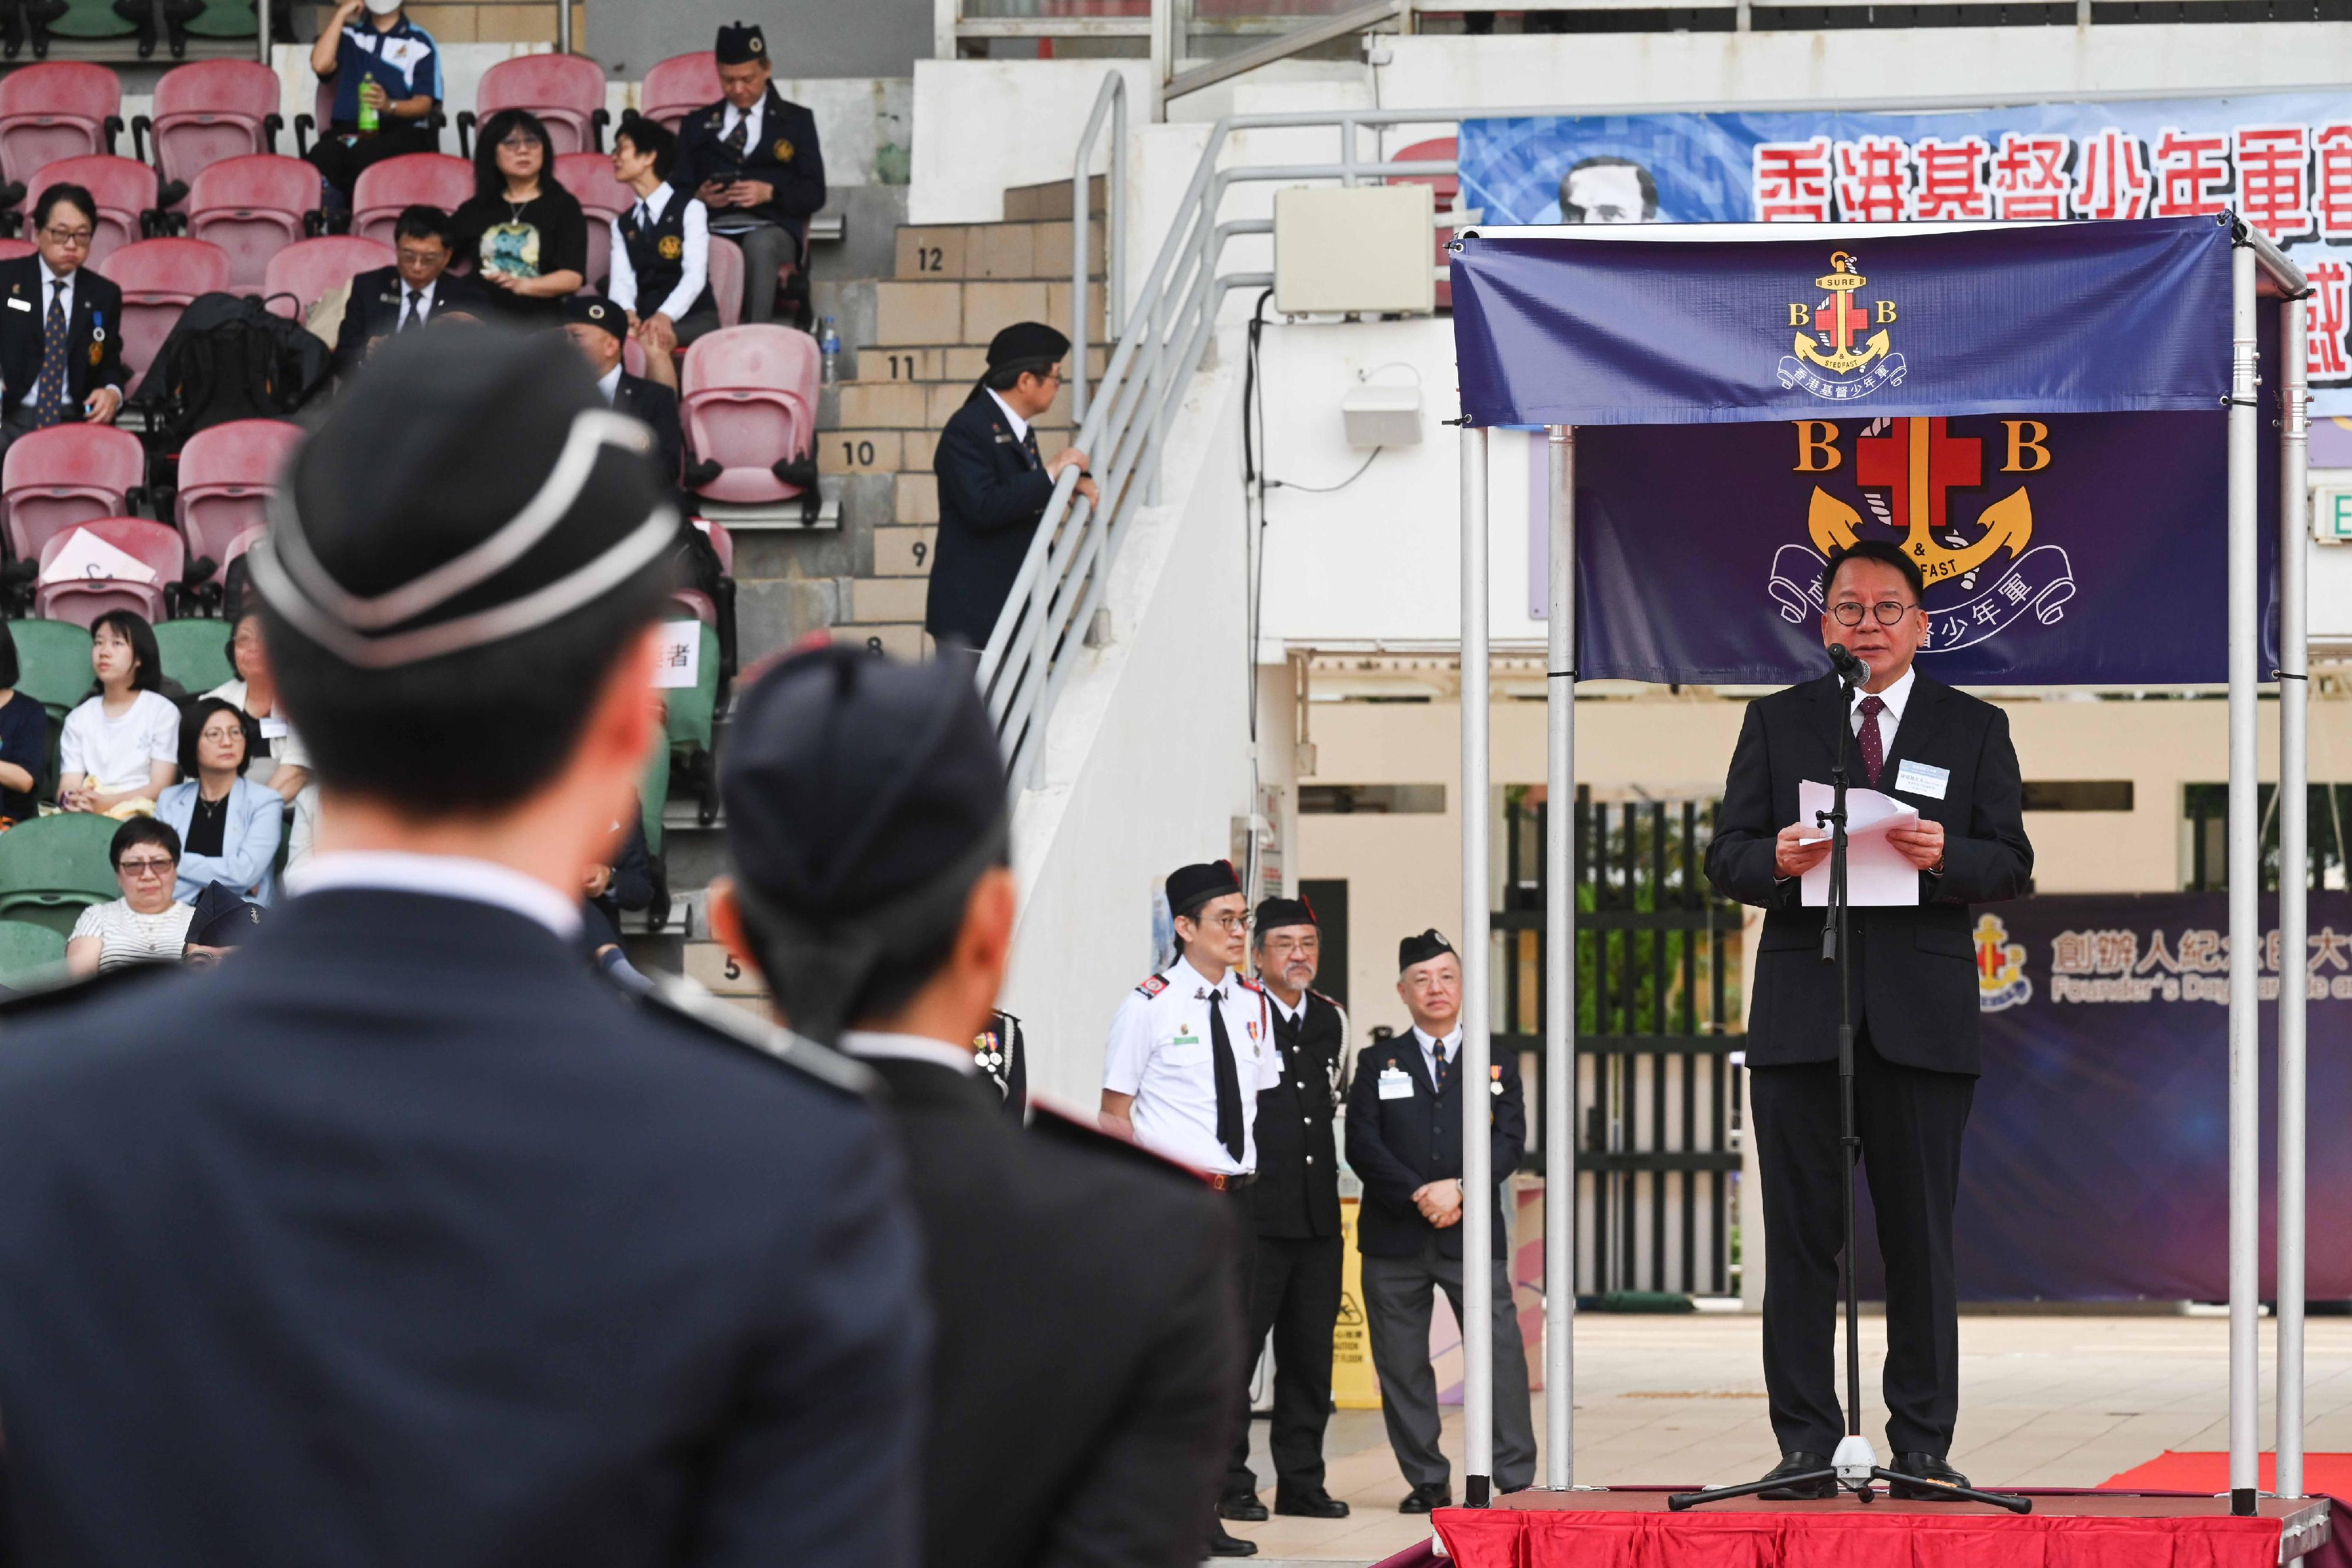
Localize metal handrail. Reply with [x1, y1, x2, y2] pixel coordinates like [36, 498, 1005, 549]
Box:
[1071, 73, 1128, 426]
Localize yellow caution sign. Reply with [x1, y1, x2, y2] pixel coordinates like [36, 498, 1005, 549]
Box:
[1333, 1198, 1380, 1410]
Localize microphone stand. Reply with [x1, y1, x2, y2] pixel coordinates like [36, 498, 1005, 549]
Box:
[1670, 647, 2029, 1516]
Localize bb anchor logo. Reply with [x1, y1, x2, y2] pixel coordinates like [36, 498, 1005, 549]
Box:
[1777, 250, 1906, 402]
[1975, 913, 2033, 1012]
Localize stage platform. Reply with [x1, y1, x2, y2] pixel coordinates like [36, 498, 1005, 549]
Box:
[1431, 1489, 2334, 1567]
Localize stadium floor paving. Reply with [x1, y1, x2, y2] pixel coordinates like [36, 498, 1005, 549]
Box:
[1215, 1311, 2352, 1564]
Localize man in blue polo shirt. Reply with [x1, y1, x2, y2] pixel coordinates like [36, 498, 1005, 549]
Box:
[305, 0, 442, 209]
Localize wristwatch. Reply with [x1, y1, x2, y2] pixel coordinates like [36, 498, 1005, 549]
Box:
[1927, 857, 1946, 877]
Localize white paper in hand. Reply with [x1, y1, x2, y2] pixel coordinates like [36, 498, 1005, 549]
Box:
[1798, 780, 1923, 907]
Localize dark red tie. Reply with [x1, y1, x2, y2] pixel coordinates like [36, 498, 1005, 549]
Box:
[1857, 694, 1887, 788]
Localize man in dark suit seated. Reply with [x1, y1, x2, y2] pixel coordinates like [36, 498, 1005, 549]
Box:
[333, 204, 480, 382]
[708, 641, 1245, 1568]
[1704, 538, 2033, 1502]
[926, 321, 1097, 653]
[0, 326, 930, 1566]
[0, 183, 128, 464]
[672, 22, 826, 326]
[1345, 931, 1537, 1512]
[562, 293, 680, 485]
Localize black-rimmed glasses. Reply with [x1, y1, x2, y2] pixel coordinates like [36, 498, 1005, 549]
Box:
[1829, 599, 1917, 627]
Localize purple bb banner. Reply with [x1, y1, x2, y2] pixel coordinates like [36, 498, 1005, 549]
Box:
[1849, 893, 2352, 1302]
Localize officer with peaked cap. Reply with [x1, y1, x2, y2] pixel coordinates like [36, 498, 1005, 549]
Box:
[708, 643, 1242, 1568]
[674, 21, 826, 325]
[926, 320, 1099, 651]
[0, 325, 929, 1568]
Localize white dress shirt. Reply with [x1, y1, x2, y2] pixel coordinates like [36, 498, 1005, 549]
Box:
[1849, 664, 1916, 754]
[396, 276, 439, 330]
[287, 851, 583, 940]
[594, 363, 623, 404]
[720, 97, 766, 153]
[839, 1030, 977, 1075]
[18, 262, 74, 410]
[1102, 954, 1284, 1175]
[606, 182, 710, 323]
[1412, 1022, 1464, 1087]
[985, 386, 1031, 443]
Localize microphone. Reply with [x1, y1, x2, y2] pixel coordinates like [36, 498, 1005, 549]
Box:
[1828, 643, 1866, 683]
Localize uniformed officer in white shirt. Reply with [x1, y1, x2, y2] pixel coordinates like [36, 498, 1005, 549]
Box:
[1101, 858, 1282, 1559]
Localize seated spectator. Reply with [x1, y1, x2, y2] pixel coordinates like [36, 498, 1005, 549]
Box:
[208, 608, 310, 805]
[58, 612, 179, 816]
[156, 698, 285, 907]
[66, 817, 195, 975]
[0, 623, 50, 824]
[607, 113, 717, 353]
[673, 22, 825, 326]
[305, 0, 442, 210]
[584, 801, 654, 992]
[0, 184, 130, 465]
[182, 880, 266, 969]
[335, 205, 482, 381]
[452, 109, 586, 327]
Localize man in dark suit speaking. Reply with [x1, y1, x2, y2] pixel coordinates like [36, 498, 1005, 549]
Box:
[1705, 538, 2032, 1501]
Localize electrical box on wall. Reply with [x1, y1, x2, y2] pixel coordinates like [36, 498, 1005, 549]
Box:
[1272, 185, 1436, 317]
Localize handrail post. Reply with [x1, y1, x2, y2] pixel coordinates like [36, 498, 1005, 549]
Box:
[2278, 290, 2311, 1502]
[1071, 73, 1127, 426]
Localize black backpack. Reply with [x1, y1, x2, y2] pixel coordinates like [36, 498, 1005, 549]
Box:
[127, 292, 331, 448]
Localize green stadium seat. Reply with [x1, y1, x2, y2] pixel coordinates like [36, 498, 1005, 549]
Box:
[9, 618, 91, 723]
[46, 0, 135, 39]
[155, 618, 233, 695]
[664, 621, 719, 758]
[0, 813, 119, 937]
[640, 741, 670, 857]
[0, 918, 65, 987]
[183, 0, 259, 38]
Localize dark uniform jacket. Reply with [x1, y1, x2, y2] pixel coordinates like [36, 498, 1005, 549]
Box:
[332, 266, 486, 380]
[1345, 1027, 1525, 1262]
[673, 87, 826, 240]
[0, 889, 929, 1568]
[1703, 670, 2033, 1076]
[0, 257, 125, 413]
[863, 1053, 1240, 1568]
[973, 1007, 1027, 1121]
[611, 368, 683, 489]
[616, 193, 717, 323]
[926, 389, 1053, 649]
[1252, 989, 1347, 1241]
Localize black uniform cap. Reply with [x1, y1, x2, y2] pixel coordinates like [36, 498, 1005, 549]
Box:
[1254, 895, 1315, 936]
[714, 21, 766, 63]
[1399, 929, 1456, 972]
[987, 320, 1070, 379]
[1167, 861, 1242, 924]
[564, 294, 626, 343]
[186, 882, 263, 948]
[721, 644, 1010, 1045]
[248, 325, 674, 670]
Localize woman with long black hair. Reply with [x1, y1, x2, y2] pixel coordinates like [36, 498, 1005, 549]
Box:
[450, 107, 587, 326]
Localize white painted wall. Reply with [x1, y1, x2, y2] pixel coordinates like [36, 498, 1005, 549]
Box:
[1001, 343, 1253, 1109]
[909, 58, 1154, 225]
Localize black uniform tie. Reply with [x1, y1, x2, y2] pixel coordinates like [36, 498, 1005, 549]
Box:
[1431, 1036, 1451, 1096]
[722, 111, 749, 163]
[34, 279, 68, 428]
[1207, 989, 1244, 1164]
[399, 288, 422, 331]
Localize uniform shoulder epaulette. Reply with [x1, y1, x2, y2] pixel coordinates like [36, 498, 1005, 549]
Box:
[640, 972, 879, 1099]
[1309, 987, 1338, 1008]
[1235, 974, 1265, 994]
[0, 957, 178, 1023]
[1135, 974, 1169, 998]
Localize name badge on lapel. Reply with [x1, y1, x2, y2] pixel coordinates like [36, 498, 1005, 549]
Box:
[1377, 1066, 1413, 1101]
[1895, 760, 1950, 800]
[6, 297, 29, 313]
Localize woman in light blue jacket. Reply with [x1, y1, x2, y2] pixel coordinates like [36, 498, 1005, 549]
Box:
[155, 698, 283, 907]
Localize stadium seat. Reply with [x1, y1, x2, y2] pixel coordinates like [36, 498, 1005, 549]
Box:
[219, 520, 263, 577]
[0, 63, 121, 189]
[708, 234, 742, 329]
[43, 0, 136, 46]
[0, 918, 65, 985]
[350, 153, 472, 249]
[261, 233, 390, 322]
[22, 154, 158, 265]
[3, 423, 144, 565]
[136, 61, 283, 198]
[95, 236, 227, 389]
[185, 153, 322, 289]
[640, 733, 670, 855]
[155, 616, 233, 691]
[0, 238, 31, 262]
[175, 416, 299, 569]
[664, 619, 720, 754]
[554, 150, 627, 288]
[35, 516, 183, 627]
[640, 52, 719, 134]
[460, 54, 609, 158]
[679, 326, 818, 506]
[0, 813, 118, 937]
[696, 517, 734, 577]
[9, 616, 88, 721]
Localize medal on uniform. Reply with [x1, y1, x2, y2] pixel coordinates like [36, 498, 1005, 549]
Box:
[657, 234, 683, 261]
[1489, 1064, 1505, 1096]
[773, 137, 793, 162]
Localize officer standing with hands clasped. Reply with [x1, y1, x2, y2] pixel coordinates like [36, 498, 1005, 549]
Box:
[0, 325, 930, 1567]
[1103, 860, 1284, 1559]
[707, 644, 1244, 1568]
[1220, 895, 1353, 1523]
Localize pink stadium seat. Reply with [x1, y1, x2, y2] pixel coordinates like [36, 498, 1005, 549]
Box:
[462, 54, 609, 158]
[707, 234, 743, 329]
[640, 53, 720, 134]
[670, 589, 716, 627]
[680, 325, 818, 506]
[0, 239, 31, 262]
[140, 61, 283, 199]
[24, 155, 158, 267]
[96, 237, 229, 392]
[261, 234, 391, 321]
[220, 521, 265, 577]
[4, 424, 146, 566]
[36, 517, 182, 628]
[350, 153, 472, 249]
[186, 154, 321, 289]
[175, 418, 300, 569]
[696, 517, 733, 576]
[0, 63, 121, 191]
[554, 151, 627, 288]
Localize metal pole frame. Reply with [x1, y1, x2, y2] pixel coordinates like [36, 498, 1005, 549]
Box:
[1545, 426, 1576, 1489]
[1461, 423, 1495, 1507]
[2278, 290, 2312, 1502]
[2226, 239, 2260, 1511]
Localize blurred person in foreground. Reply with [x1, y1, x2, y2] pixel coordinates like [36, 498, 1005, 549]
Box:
[708, 642, 1242, 1568]
[0, 324, 928, 1567]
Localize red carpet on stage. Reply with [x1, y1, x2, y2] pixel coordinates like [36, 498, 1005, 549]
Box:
[2104, 1452, 2352, 1496]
